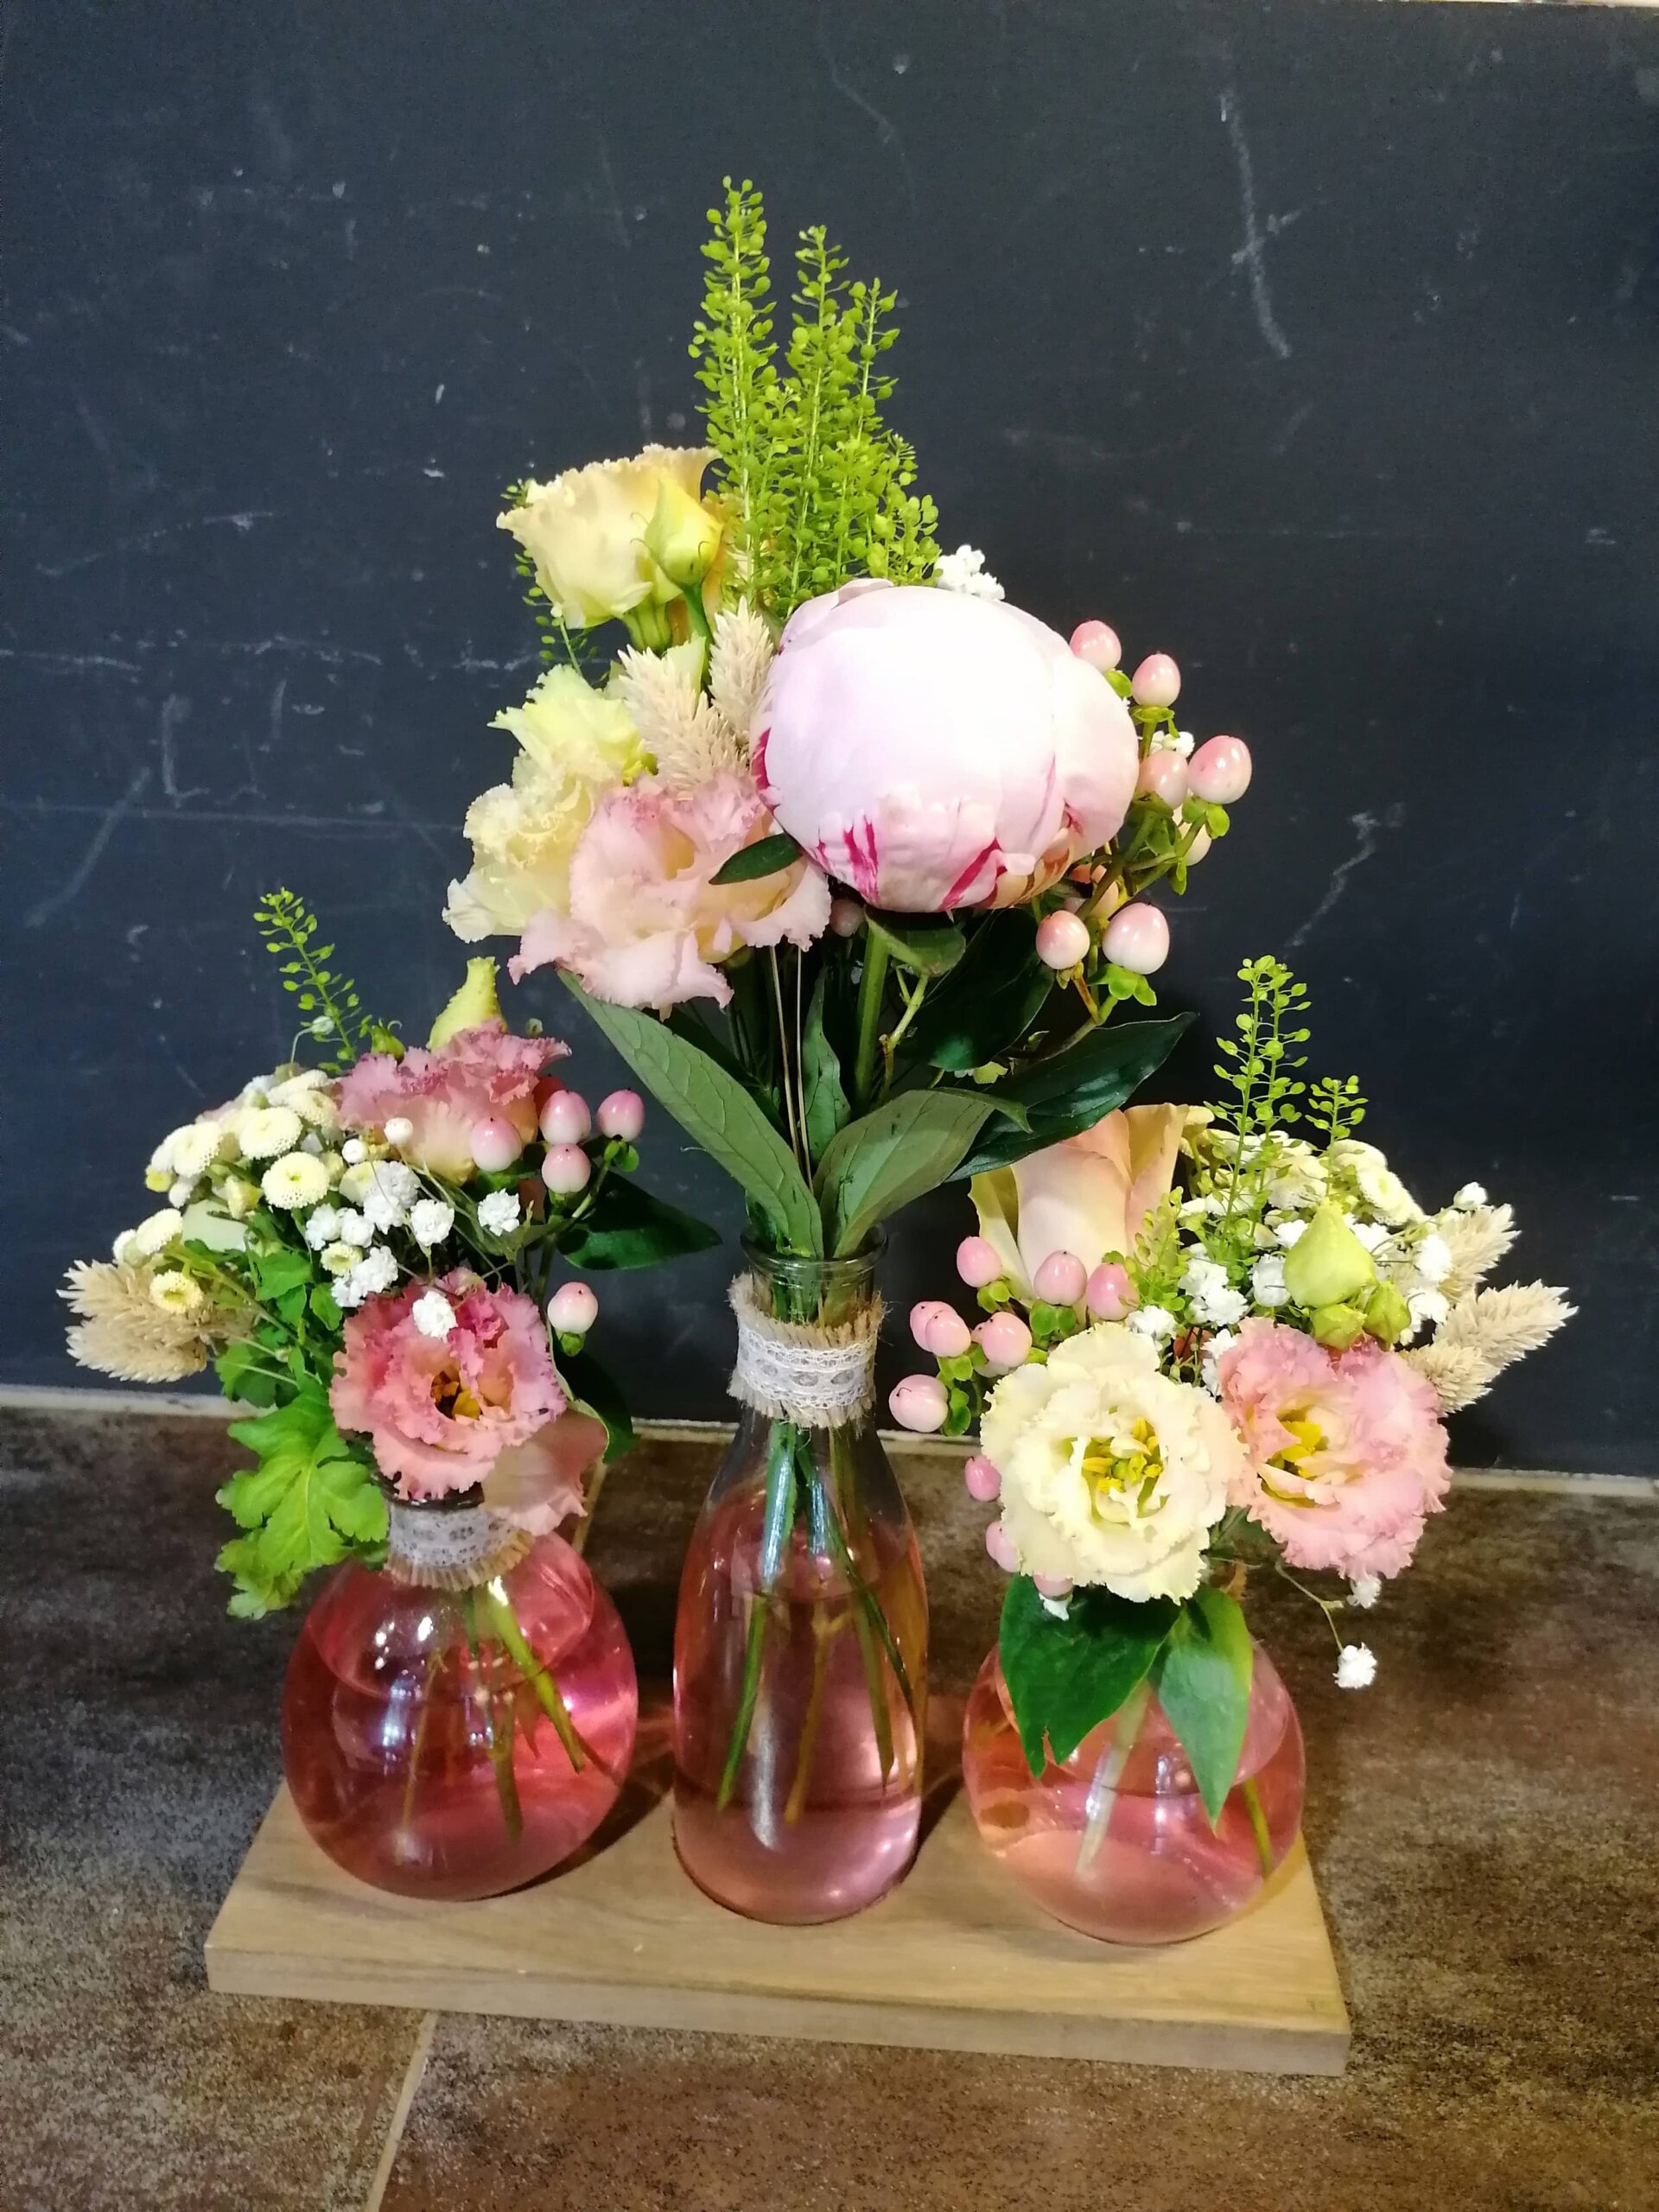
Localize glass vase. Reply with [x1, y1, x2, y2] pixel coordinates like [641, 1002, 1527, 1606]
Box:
[283, 1491, 639, 1900]
[672, 1243, 928, 1923]
[962, 1640, 1305, 1944]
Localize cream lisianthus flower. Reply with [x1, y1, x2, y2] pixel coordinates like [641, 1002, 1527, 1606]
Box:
[982, 1325, 1243, 1601]
[499, 448, 717, 631]
[445, 668, 648, 943]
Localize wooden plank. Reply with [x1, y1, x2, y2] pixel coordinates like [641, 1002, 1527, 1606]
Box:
[206, 1783, 1350, 2075]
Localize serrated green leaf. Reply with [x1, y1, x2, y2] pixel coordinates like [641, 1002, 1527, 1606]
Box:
[709, 831, 802, 885]
[864, 906, 966, 978]
[953, 1013, 1194, 1178]
[252, 1246, 313, 1303]
[563, 977, 821, 1254]
[558, 1179, 721, 1270]
[817, 1089, 994, 1255]
[1153, 1587, 1255, 1827]
[219, 1387, 382, 1611]
[1000, 1577, 1175, 1775]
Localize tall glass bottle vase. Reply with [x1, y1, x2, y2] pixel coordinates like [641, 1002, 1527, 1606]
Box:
[672, 1243, 928, 1923]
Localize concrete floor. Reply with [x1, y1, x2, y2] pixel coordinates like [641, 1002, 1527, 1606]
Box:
[3, 1403, 1656, 2211]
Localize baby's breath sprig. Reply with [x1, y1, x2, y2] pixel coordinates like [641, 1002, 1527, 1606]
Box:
[253, 889, 392, 1072]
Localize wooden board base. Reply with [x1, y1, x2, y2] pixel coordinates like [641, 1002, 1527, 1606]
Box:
[207, 1746, 1350, 2074]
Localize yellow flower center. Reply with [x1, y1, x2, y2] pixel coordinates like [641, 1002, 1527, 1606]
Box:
[432, 1370, 483, 1422]
[1263, 1412, 1327, 1507]
[1080, 1416, 1164, 1520]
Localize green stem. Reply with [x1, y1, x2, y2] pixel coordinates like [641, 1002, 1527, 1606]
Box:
[481, 1583, 588, 1774]
[1241, 1775, 1275, 1877]
[680, 583, 713, 649]
[715, 1421, 799, 1812]
[1075, 1676, 1152, 1877]
[463, 1592, 523, 1843]
[851, 934, 890, 1108]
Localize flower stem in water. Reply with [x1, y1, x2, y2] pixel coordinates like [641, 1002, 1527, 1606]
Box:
[716, 1421, 798, 1811]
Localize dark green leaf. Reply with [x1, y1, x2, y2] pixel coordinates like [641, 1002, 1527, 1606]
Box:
[1153, 1587, 1255, 1827]
[1000, 1577, 1175, 1775]
[559, 1179, 721, 1270]
[709, 831, 803, 885]
[556, 1345, 637, 1462]
[252, 1246, 312, 1303]
[563, 977, 821, 1254]
[817, 1089, 994, 1255]
[864, 907, 966, 978]
[953, 1013, 1193, 1178]
[801, 969, 851, 1163]
[902, 911, 1054, 1072]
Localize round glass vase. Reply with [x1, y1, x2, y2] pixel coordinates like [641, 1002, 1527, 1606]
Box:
[962, 1641, 1305, 1944]
[672, 1242, 928, 1924]
[282, 1490, 639, 1900]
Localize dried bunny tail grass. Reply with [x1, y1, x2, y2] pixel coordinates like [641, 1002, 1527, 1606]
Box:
[1404, 1339, 1495, 1414]
[709, 604, 775, 744]
[1436, 1281, 1575, 1379]
[60, 1260, 237, 1384]
[1436, 1203, 1517, 1300]
[613, 645, 745, 793]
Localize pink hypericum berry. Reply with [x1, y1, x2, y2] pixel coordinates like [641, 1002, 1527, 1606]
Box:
[888, 1375, 949, 1433]
[985, 1520, 1020, 1573]
[1103, 901, 1170, 976]
[539, 1090, 592, 1144]
[1186, 827, 1213, 865]
[1086, 1261, 1136, 1320]
[956, 1235, 1003, 1288]
[547, 1281, 598, 1336]
[829, 895, 865, 938]
[911, 1300, 972, 1358]
[1035, 910, 1090, 971]
[1136, 750, 1190, 808]
[1069, 619, 1122, 672]
[1033, 1249, 1088, 1306]
[470, 1115, 525, 1173]
[595, 1089, 644, 1141]
[542, 1143, 592, 1198]
[1188, 733, 1253, 804]
[1033, 1573, 1074, 1600]
[974, 1311, 1033, 1371]
[963, 1453, 1002, 1503]
[1131, 652, 1181, 708]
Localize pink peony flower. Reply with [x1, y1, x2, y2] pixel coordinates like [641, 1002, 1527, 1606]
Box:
[511, 769, 830, 1010]
[330, 1271, 604, 1532]
[335, 1021, 558, 1179]
[1217, 1319, 1451, 1579]
[753, 582, 1137, 912]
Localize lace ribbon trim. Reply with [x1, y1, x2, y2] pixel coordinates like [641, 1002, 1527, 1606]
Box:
[383, 1499, 531, 1591]
[728, 1273, 882, 1429]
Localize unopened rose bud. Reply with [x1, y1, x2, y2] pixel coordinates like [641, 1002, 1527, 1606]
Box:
[1131, 652, 1181, 708]
[595, 1089, 644, 1141]
[1188, 734, 1252, 804]
[1069, 619, 1122, 672]
[1035, 910, 1090, 971]
[888, 1374, 949, 1433]
[548, 1281, 598, 1337]
[956, 1236, 1003, 1288]
[911, 1300, 972, 1357]
[542, 1143, 592, 1198]
[1033, 1250, 1087, 1305]
[470, 1116, 525, 1173]
[1103, 902, 1170, 976]
[1282, 1203, 1376, 1310]
[540, 1090, 592, 1144]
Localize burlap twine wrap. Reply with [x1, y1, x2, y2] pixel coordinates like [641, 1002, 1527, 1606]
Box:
[728, 1274, 883, 1429]
[383, 1498, 531, 1591]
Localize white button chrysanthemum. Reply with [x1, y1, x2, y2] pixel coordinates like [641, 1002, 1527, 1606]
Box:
[268, 1070, 329, 1102]
[410, 1290, 456, 1340]
[410, 1198, 455, 1249]
[168, 1123, 226, 1180]
[477, 1190, 521, 1236]
[236, 1105, 304, 1160]
[148, 1269, 204, 1316]
[1336, 1643, 1377, 1689]
[128, 1208, 184, 1261]
[262, 1153, 332, 1211]
[320, 1242, 359, 1276]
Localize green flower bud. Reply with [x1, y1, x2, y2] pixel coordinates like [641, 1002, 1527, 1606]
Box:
[1310, 1302, 1369, 1351]
[643, 478, 721, 592]
[1282, 1203, 1376, 1311]
[429, 957, 501, 1049]
[1363, 1281, 1413, 1346]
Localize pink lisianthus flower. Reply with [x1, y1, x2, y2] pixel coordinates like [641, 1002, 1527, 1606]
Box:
[330, 1272, 604, 1533]
[511, 769, 830, 1011]
[753, 582, 1137, 913]
[1217, 1319, 1451, 1579]
[334, 1021, 558, 1178]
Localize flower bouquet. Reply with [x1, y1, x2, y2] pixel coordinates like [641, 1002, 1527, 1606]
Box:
[893, 956, 1573, 1942]
[63, 893, 717, 1899]
[444, 182, 1258, 1919]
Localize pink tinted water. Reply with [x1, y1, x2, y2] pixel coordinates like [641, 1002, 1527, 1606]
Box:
[674, 1485, 927, 1923]
[963, 1645, 1305, 1944]
[283, 1534, 638, 1900]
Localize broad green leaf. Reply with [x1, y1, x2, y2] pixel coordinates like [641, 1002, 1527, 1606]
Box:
[558, 1179, 721, 1270]
[864, 906, 966, 978]
[817, 1090, 994, 1256]
[1153, 1587, 1255, 1827]
[214, 1339, 279, 1408]
[954, 1013, 1194, 1178]
[1000, 1577, 1175, 1775]
[218, 1388, 385, 1614]
[251, 1245, 313, 1303]
[801, 969, 851, 1164]
[563, 978, 822, 1254]
[902, 911, 1054, 1072]
[709, 831, 802, 885]
[556, 1344, 637, 1462]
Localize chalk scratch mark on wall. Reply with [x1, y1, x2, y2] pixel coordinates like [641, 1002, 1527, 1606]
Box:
[1287, 804, 1406, 947]
[35, 511, 277, 580]
[1219, 87, 1292, 362]
[24, 767, 152, 930]
[817, 18, 918, 212]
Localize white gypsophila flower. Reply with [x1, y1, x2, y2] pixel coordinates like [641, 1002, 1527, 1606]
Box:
[236, 1105, 304, 1161]
[1452, 1182, 1488, 1211]
[1336, 1643, 1377, 1690]
[129, 1208, 184, 1260]
[320, 1242, 359, 1276]
[411, 1290, 457, 1341]
[341, 1245, 398, 1307]
[147, 1134, 180, 1179]
[1274, 1217, 1309, 1249]
[262, 1152, 332, 1211]
[361, 1161, 420, 1232]
[148, 1269, 204, 1316]
[1332, 1140, 1423, 1227]
[932, 543, 1005, 601]
[1179, 1194, 1224, 1223]
[410, 1198, 455, 1249]
[1199, 1326, 1236, 1395]
[1347, 1216, 1390, 1255]
[168, 1123, 226, 1180]
[1415, 1233, 1452, 1287]
[1193, 1278, 1248, 1329]
[1126, 1304, 1177, 1343]
[341, 1139, 366, 1166]
[1348, 1574, 1382, 1611]
[334, 1208, 373, 1249]
[302, 1205, 342, 1251]
[477, 1189, 521, 1236]
[1251, 1254, 1289, 1309]
[1408, 1287, 1449, 1338]
[384, 1116, 415, 1147]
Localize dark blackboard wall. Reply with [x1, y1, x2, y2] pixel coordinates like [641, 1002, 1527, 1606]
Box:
[3, 0, 1655, 1471]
